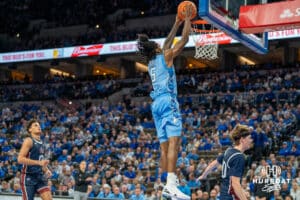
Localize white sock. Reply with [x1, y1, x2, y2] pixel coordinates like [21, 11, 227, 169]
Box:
[167, 172, 177, 186]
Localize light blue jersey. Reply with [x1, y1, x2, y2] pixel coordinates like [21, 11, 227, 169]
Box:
[148, 54, 182, 143]
[148, 54, 177, 99]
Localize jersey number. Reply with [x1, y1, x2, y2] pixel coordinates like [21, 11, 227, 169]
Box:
[221, 160, 227, 178]
[150, 68, 156, 82]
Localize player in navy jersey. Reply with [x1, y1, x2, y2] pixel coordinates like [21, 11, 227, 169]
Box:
[197, 124, 253, 200]
[137, 5, 193, 200]
[18, 119, 52, 200]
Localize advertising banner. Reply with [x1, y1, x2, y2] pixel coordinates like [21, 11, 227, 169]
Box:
[1, 29, 300, 63]
[239, 0, 300, 33]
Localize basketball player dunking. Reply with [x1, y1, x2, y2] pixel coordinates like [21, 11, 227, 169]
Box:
[137, 3, 195, 200]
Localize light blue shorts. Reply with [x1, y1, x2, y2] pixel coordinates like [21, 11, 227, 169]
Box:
[151, 94, 182, 143]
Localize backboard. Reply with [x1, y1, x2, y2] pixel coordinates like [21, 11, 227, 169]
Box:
[198, 0, 268, 54]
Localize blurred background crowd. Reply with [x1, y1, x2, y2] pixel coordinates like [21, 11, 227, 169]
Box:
[0, 63, 299, 200]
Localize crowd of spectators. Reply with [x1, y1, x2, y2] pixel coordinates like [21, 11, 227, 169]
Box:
[0, 64, 299, 200]
[134, 63, 299, 105]
[0, 74, 122, 102]
[0, 0, 183, 52]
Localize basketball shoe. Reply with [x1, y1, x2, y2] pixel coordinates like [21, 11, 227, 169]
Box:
[162, 184, 190, 200]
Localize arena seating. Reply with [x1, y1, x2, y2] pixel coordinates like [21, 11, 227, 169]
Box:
[0, 63, 299, 199]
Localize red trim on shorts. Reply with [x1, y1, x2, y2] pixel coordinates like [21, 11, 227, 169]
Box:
[38, 186, 50, 194]
[20, 173, 28, 200]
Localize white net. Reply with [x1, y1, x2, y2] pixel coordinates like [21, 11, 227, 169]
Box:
[191, 23, 219, 60]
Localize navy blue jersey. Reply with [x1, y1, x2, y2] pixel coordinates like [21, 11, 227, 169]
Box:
[148, 54, 177, 99]
[21, 137, 45, 175]
[217, 148, 245, 200]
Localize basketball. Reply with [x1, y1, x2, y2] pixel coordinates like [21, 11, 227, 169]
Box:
[177, 1, 197, 20]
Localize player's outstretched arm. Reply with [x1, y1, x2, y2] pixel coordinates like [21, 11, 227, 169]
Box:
[164, 5, 193, 67]
[163, 15, 183, 50]
[197, 159, 220, 181]
[171, 5, 193, 58]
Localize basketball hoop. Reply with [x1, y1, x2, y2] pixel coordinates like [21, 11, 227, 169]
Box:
[191, 20, 219, 60]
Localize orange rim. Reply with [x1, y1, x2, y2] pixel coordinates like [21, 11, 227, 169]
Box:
[191, 20, 208, 25]
[191, 20, 220, 33]
[192, 29, 220, 33]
